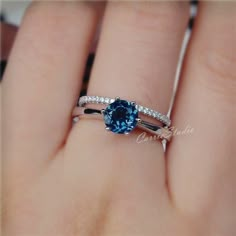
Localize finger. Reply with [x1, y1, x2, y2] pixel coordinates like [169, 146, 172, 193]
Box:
[168, 2, 236, 219]
[68, 2, 189, 233]
[3, 2, 103, 176]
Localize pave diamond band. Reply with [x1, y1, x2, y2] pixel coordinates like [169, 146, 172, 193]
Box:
[78, 96, 171, 127]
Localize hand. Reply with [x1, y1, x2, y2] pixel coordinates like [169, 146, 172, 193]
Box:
[3, 2, 235, 236]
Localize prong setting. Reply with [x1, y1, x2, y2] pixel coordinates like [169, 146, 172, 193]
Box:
[77, 96, 171, 127]
[101, 109, 105, 115]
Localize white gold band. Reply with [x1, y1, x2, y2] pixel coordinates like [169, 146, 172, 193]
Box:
[72, 107, 172, 141]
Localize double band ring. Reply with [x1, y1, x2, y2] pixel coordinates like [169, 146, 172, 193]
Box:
[78, 96, 171, 126]
[72, 96, 172, 142]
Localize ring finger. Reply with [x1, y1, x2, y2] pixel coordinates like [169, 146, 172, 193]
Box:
[67, 2, 189, 233]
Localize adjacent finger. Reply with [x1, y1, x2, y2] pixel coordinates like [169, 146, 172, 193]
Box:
[3, 2, 103, 177]
[168, 2, 236, 220]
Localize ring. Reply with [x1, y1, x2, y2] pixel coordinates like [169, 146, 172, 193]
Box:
[78, 96, 171, 126]
[72, 96, 172, 141]
[73, 107, 172, 141]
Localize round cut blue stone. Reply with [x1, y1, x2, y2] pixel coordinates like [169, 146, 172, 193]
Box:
[103, 99, 138, 134]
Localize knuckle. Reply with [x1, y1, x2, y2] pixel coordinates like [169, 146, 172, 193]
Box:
[197, 47, 236, 100]
[204, 50, 236, 82]
[20, 2, 98, 54]
[117, 2, 189, 33]
[24, 1, 99, 25]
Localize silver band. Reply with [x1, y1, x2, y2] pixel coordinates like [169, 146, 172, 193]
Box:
[78, 96, 171, 127]
[73, 107, 172, 141]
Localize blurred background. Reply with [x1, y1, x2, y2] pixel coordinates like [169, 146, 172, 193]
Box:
[1, 1, 31, 25]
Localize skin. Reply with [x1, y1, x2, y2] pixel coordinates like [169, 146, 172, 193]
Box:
[2, 2, 236, 236]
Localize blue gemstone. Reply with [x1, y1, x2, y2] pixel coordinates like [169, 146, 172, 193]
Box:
[103, 99, 138, 134]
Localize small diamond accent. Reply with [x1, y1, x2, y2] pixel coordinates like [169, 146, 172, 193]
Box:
[143, 108, 149, 114]
[104, 98, 110, 104]
[138, 106, 143, 112]
[147, 109, 152, 116]
[156, 112, 161, 119]
[151, 110, 156, 117]
[160, 115, 165, 122]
